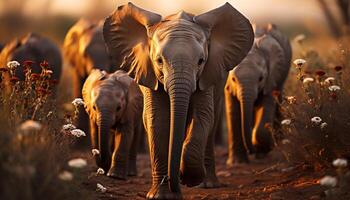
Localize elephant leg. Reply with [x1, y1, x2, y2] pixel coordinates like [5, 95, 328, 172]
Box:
[181, 88, 214, 188]
[90, 120, 101, 167]
[128, 122, 141, 176]
[252, 95, 275, 159]
[141, 87, 180, 200]
[225, 91, 249, 165]
[107, 126, 133, 180]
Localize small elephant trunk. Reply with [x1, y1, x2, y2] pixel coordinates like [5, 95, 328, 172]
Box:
[240, 90, 256, 154]
[166, 73, 193, 193]
[98, 110, 113, 170]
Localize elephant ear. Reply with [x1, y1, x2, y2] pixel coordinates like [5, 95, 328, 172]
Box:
[82, 69, 106, 114]
[256, 35, 286, 95]
[194, 3, 254, 90]
[103, 3, 162, 90]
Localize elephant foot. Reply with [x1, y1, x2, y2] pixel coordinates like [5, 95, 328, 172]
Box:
[107, 165, 127, 180]
[128, 162, 137, 176]
[197, 175, 222, 188]
[180, 166, 205, 187]
[226, 153, 249, 167]
[146, 182, 182, 200]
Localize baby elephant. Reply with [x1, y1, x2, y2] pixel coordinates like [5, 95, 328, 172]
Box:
[225, 24, 291, 165]
[82, 69, 143, 179]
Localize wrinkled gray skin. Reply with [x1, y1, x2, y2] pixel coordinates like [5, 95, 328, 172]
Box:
[103, 3, 254, 199]
[63, 19, 113, 139]
[225, 24, 292, 165]
[82, 69, 143, 179]
[0, 33, 62, 83]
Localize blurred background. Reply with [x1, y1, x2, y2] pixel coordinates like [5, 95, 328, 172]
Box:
[0, 0, 348, 44]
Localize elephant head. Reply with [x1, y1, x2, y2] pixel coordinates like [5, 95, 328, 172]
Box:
[103, 2, 253, 192]
[229, 26, 287, 153]
[82, 69, 129, 169]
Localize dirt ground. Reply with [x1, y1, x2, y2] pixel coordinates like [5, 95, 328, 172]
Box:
[73, 146, 325, 200]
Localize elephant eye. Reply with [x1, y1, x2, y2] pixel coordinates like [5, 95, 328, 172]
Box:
[198, 58, 204, 66]
[156, 56, 163, 65]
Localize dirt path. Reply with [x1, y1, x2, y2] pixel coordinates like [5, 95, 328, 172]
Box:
[73, 147, 324, 200]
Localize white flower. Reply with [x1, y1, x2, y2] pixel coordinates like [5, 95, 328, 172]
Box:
[319, 176, 337, 187]
[311, 116, 322, 124]
[328, 85, 341, 92]
[96, 183, 107, 193]
[62, 124, 76, 131]
[68, 158, 87, 168]
[281, 119, 292, 125]
[96, 168, 105, 175]
[58, 170, 74, 181]
[92, 149, 100, 156]
[294, 34, 306, 43]
[286, 96, 297, 104]
[320, 122, 328, 129]
[332, 158, 348, 168]
[293, 59, 306, 67]
[282, 139, 291, 145]
[324, 77, 335, 84]
[303, 77, 314, 84]
[72, 98, 85, 107]
[7, 61, 20, 70]
[19, 120, 42, 133]
[70, 129, 86, 137]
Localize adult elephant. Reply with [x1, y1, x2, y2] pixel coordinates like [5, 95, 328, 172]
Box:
[225, 24, 292, 165]
[0, 33, 62, 83]
[63, 19, 112, 137]
[103, 2, 254, 199]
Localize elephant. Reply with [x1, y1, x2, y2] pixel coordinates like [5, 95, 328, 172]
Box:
[63, 19, 113, 138]
[103, 2, 254, 199]
[82, 69, 143, 179]
[225, 24, 292, 165]
[0, 33, 62, 83]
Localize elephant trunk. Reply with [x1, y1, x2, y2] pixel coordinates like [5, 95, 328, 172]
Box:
[239, 86, 256, 154]
[166, 72, 193, 193]
[98, 110, 113, 170]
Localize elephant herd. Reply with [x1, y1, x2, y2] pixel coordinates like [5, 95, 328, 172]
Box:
[0, 2, 292, 199]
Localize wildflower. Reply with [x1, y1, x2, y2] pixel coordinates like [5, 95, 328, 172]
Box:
[272, 90, 281, 98]
[332, 158, 347, 168]
[319, 176, 337, 187]
[315, 70, 326, 77]
[294, 34, 306, 43]
[324, 77, 335, 85]
[30, 73, 41, 81]
[62, 124, 76, 131]
[303, 77, 314, 84]
[72, 98, 85, 107]
[334, 65, 342, 72]
[7, 61, 20, 70]
[36, 87, 49, 95]
[58, 170, 74, 181]
[281, 119, 291, 125]
[23, 60, 34, 67]
[0, 68, 9, 72]
[10, 76, 20, 83]
[311, 116, 322, 124]
[328, 85, 341, 92]
[19, 120, 42, 133]
[293, 59, 306, 68]
[92, 149, 100, 156]
[320, 122, 327, 129]
[286, 96, 297, 104]
[96, 183, 107, 193]
[70, 129, 86, 137]
[96, 168, 105, 175]
[281, 139, 291, 145]
[43, 69, 53, 76]
[68, 158, 87, 168]
[40, 60, 49, 69]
